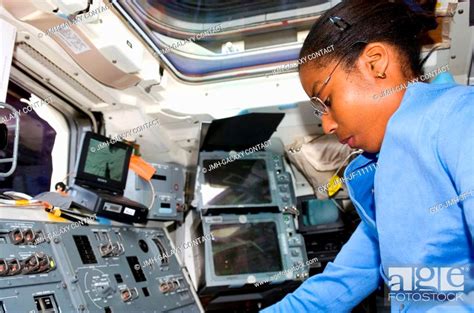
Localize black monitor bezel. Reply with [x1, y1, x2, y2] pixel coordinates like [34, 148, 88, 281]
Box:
[198, 152, 287, 211]
[209, 220, 284, 277]
[201, 158, 273, 207]
[202, 213, 306, 287]
[297, 195, 345, 234]
[75, 132, 132, 193]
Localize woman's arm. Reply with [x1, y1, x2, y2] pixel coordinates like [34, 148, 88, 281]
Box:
[437, 93, 474, 244]
[426, 92, 474, 311]
[261, 221, 382, 312]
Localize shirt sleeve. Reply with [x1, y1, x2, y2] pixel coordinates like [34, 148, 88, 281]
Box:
[261, 221, 381, 313]
[437, 93, 474, 247]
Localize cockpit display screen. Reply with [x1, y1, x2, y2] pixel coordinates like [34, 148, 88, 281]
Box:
[210, 222, 282, 276]
[201, 159, 272, 206]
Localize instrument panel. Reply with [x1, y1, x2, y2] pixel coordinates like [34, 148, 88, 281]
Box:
[0, 220, 201, 313]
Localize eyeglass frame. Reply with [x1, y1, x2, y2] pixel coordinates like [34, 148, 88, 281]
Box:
[309, 40, 368, 117]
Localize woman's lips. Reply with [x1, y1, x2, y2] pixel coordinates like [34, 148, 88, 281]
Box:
[340, 136, 356, 148]
[347, 136, 356, 148]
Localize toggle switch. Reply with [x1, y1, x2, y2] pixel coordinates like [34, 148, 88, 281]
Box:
[0, 259, 8, 276]
[9, 229, 24, 245]
[99, 242, 124, 257]
[23, 229, 36, 244]
[120, 287, 138, 302]
[6, 259, 22, 276]
[159, 282, 170, 293]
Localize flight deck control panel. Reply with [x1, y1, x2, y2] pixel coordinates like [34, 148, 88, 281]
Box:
[0, 220, 201, 313]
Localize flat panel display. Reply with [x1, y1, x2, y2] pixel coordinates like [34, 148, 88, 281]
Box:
[210, 222, 282, 276]
[76, 132, 132, 193]
[297, 196, 345, 233]
[83, 138, 128, 182]
[301, 199, 340, 226]
[202, 159, 272, 206]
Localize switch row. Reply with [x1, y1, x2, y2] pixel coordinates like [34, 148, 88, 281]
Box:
[159, 279, 181, 294]
[8, 228, 42, 245]
[99, 242, 124, 257]
[0, 253, 56, 276]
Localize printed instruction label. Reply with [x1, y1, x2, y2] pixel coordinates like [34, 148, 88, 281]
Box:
[55, 27, 90, 54]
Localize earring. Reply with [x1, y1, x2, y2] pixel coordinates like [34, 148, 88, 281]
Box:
[377, 72, 386, 79]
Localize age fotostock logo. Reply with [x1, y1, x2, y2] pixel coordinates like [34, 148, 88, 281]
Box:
[388, 266, 466, 302]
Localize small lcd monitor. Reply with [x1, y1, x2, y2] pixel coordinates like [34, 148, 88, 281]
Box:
[211, 222, 282, 276]
[197, 151, 295, 214]
[201, 159, 272, 207]
[297, 196, 345, 233]
[75, 132, 132, 193]
[202, 213, 308, 288]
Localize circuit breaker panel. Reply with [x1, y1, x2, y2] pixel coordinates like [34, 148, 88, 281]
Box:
[0, 220, 201, 313]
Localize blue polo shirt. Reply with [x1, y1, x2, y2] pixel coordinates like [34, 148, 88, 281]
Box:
[262, 82, 474, 312]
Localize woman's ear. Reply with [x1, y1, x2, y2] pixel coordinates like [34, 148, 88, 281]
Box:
[359, 42, 390, 79]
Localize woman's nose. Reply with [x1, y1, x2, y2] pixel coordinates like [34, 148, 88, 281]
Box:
[321, 113, 337, 135]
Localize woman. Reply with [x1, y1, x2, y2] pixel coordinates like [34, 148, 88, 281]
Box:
[263, 0, 474, 312]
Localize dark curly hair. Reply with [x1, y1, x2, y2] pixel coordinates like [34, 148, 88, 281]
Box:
[299, 0, 438, 78]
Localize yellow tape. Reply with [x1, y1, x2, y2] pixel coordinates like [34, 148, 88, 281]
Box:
[327, 174, 343, 197]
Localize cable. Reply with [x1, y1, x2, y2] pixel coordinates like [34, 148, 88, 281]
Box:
[60, 172, 76, 183]
[60, 208, 96, 220]
[322, 149, 363, 200]
[331, 198, 346, 214]
[334, 149, 364, 177]
[0, 199, 43, 206]
[147, 178, 156, 210]
[44, 207, 87, 224]
[3, 191, 33, 200]
[420, 43, 444, 69]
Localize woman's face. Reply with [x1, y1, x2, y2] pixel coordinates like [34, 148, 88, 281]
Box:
[299, 43, 408, 153]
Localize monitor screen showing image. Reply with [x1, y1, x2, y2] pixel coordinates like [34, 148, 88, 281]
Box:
[297, 197, 345, 233]
[84, 139, 128, 182]
[76, 132, 132, 193]
[202, 159, 272, 206]
[301, 199, 340, 226]
[210, 222, 282, 276]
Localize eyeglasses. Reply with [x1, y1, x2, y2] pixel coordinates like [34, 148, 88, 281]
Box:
[310, 40, 367, 118]
[309, 16, 351, 117]
[310, 56, 345, 117]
